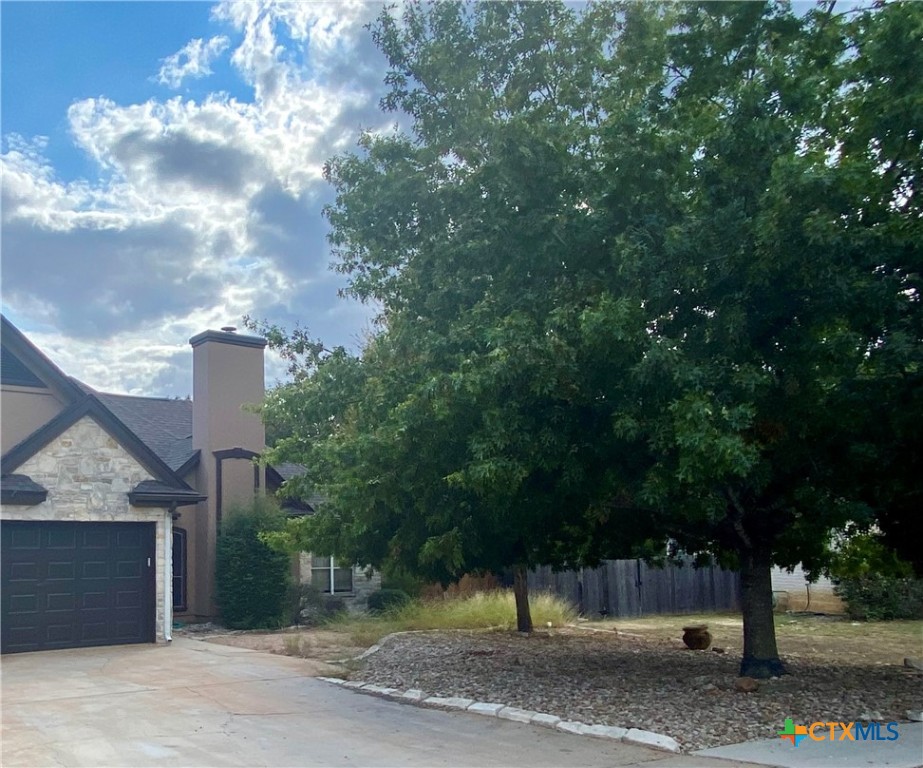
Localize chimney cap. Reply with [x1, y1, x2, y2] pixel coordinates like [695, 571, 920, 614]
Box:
[189, 329, 267, 350]
[220, 326, 237, 333]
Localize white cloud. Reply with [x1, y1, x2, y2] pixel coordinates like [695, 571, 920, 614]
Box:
[1, 0, 392, 396]
[156, 36, 230, 89]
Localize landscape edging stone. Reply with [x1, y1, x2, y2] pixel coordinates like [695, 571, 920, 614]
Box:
[318, 670, 681, 753]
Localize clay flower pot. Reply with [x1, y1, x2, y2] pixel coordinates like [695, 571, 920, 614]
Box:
[682, 624, 712, 650]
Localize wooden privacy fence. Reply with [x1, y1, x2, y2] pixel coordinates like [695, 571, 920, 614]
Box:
[529, 558, 741, 617]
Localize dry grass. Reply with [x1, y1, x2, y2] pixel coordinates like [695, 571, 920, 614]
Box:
[203, 604, 922, 684]
[201, 590, 577, 663]
[330, 590, 578, 648]
[590, 612, 923, 666]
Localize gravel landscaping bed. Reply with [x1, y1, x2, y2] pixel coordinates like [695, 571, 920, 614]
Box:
[353, 626, 923, 752]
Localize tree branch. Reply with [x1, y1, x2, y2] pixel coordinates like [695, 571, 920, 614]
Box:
[725, 486, 753, 550]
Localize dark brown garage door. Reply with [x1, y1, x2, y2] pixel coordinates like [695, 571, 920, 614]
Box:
[1, 521, 155, 653]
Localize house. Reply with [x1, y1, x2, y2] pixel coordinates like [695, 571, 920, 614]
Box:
[1, 316, 378, 654]
[771, 565, 843, 614]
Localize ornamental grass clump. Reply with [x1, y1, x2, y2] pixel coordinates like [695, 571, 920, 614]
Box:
[387, 590, 576, 630]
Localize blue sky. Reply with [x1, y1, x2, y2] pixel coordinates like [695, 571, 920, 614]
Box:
[2, 1, 393, 396]
[3, 3, 234, 179]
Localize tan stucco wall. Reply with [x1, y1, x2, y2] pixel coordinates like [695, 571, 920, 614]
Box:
[192, 338, 266, 457]
[173, 468, 199, 620]
[0, 416, 173, 641]
[187, 469, 215, 619]
[1, 386, 66, 454]
[188, 332, 267, 619]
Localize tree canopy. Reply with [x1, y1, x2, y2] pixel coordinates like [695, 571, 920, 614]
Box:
[260, 0, 922, 673]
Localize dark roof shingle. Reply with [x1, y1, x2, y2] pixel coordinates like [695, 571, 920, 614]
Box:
[92, 392, 198, 473]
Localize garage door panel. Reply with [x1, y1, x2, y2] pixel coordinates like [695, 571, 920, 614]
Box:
[82, 560, 109, 579]
[8, 593, 39, 614]
[1, 521, 155, 653]
[81, 622, 110, 642]
[9, 562, 40, 581]
[114, 620, 143, 639]
[116, 559, 141, 578]
[116, 589, 141, 608]
[10, 527, 40, 548]
[46, 527, 77, 548]
[81, 528, 110, 548]
[47, 561, 76, 579]
[7, 626, 40, 648]
[81, 591, 107, 609]
[46, 623, 76, 644]
[46, 591, 76, 611]
[116, 528, 144, 547]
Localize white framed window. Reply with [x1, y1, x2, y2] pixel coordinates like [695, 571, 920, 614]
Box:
[311, 555, 353, 594]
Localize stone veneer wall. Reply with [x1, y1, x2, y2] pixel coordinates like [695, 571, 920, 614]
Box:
[0, 416, 171, 641]
[347, 566, 382, 613]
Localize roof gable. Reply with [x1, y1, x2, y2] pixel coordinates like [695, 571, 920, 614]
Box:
[1, 317, 199, 475]
[0, 315, 85, 403]
[1, 394, 196, 494]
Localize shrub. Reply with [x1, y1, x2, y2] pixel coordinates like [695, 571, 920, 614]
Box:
[292, 583, 348, 626]
[324, 594, 348, 616]
[215, 497, 291, 629]
[834, 575, 923, 621]
[827, 532, 923, 621]
[380, 564, 425, 597]
[367, 588, 411, 614]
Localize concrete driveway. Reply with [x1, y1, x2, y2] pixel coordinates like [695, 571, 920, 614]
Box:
[1, 637, 736, 768]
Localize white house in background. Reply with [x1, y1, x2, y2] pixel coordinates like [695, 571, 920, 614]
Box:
[771, 565, 843, 614]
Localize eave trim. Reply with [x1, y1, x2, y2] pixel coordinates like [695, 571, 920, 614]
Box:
[0, 489, 48, 506]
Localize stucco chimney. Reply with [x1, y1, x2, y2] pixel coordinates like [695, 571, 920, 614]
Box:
[190, 328, 266, 460]
[187, 327, 267, 617]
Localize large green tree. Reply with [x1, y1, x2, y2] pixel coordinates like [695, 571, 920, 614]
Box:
[588, 0, 922, 676]
[262, 1, 921, 671]
[262, 1, 629, 631]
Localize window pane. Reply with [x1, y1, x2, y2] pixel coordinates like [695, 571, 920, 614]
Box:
[333, 567, 353, 593]
[311, 554, 331, 569]
[311, 568, 331, 593]
[172, 528, 187, 611]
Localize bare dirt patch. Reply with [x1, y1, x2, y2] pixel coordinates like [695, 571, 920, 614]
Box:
[176, 625, 368, 677]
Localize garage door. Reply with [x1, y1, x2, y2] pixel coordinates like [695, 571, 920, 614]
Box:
[1, 521, 155, 654]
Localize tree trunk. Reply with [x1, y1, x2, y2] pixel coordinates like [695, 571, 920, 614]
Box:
[513, 564, 533, 633]
[739, 546, 785, 678]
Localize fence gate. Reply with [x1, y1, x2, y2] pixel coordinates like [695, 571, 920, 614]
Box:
[528, 558, 740, 617]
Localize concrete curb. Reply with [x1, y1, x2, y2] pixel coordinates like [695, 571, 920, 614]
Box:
[315, 676, 682, 753]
